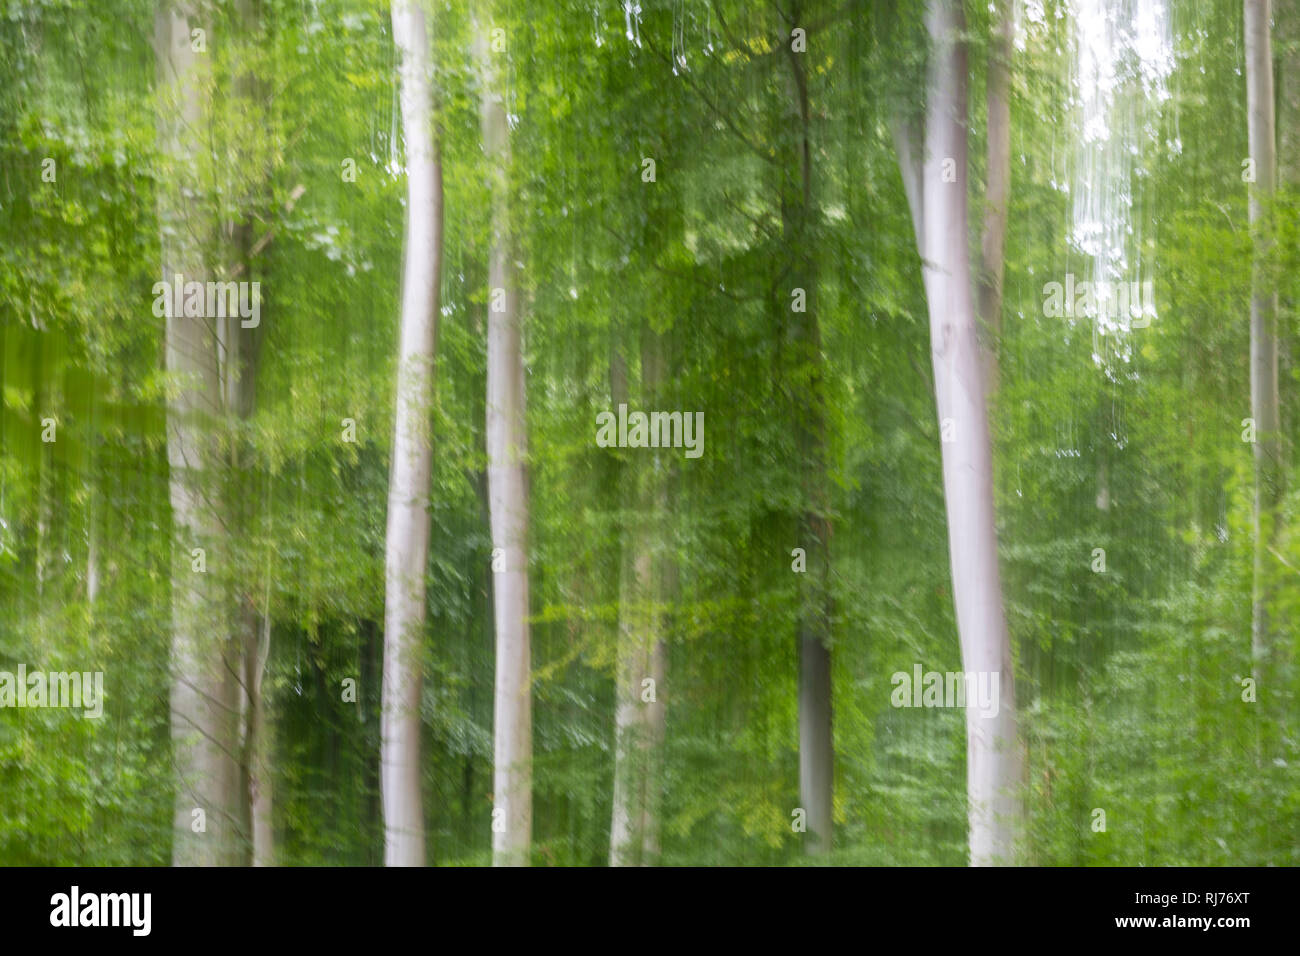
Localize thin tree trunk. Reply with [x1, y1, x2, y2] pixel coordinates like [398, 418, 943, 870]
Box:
[229, 0, 275, 864]
[636, 330, 670, 867]
[978, 0, 1012, 394]
[156, 0, 243, 867]
[609, 528, 664, 866]
[86, 508, 99, 604]
[781, 3, 833, 855]
[899, 0, 1024, 866]
[1245, 0, 1283, 701]
[477, 8, 533, 868]
[238, 593, 273, 865]
[607, 343, 634, 866]
[1278, 0, 1300, 186]
[381, 0, 442, 867]
[609, 328, 669, 867]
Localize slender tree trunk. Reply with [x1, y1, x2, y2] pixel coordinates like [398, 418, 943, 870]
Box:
[156, 0, 244, 867]
[476, 9, 533, 868]
[978, 0, 1013, 394]
[609, 527, 666, 866]
[230, 314, 273, 867]
[607, 343, 634, 866]
[781, 3, 833, 855]
[1279, 0, 1300, 186]
[609, 328, 669, 867]
[898, 0, 1024, 866]
[220, 0, 275, 864]
[1096, 454, 1111, 512]
[231, 0, 275, 864]
[244, 601, 273, 865]
[381, 0, 442, 867]
[1245, 0, 1283, 701]
[86, 508, 99, 604]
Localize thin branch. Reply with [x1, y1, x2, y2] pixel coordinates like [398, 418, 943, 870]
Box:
[1268, 546, 1300, 578]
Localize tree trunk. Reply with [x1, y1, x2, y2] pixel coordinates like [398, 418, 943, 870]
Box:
[898, 0, 1024, 866]
[1278, 0, 1300, 186]
[228, 0, 275, 864]
[781, 3, 833, 856]
[242, 595, 273, 866]
[978, 0, 1013, 394]
[381, 0, 442, 867]
[1245, 0, 1283, 702]
[477, 9, 533, 868]
[609, 328, 670, 867]
[156, 0, 244, 867]
[609, 527, 667, 866]
[86, 508, 99, 604]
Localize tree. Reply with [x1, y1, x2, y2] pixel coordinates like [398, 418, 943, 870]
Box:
[1244, 0, 1283, 709]
[155, 0, 244, 867]
[1281, 0, 1300, 185]
[977, 0, 1013, 394]
[225, 0, 275, 869]
[381, 0, 442, 867]
[779, 0, 834, 856]
[608, 325, 671, 867]
[476, 8, 533, 867]
[895, 0, 1024, 866]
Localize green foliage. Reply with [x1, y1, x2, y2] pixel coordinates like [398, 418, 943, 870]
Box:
[0, 0, 1295, 865]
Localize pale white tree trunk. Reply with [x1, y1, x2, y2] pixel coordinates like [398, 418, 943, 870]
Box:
[978, 0, 1013, 394]
[381, 0, 442, 867]
[898, 0, 1024, 866]
[86, 511, 99, 604]
[1245, 0, 1282, 694]
[607, 349, 636, 866]
[610, 538, 665, 865]
[476, 11, 533, 868]
[609, 333, 669, 867]
[156, 0, 244, 867]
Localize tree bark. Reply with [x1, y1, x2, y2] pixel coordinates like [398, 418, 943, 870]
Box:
[609, 328, 670, 867]
[229, 0, 274, 865]
[978, 0, 1013, 394]
[381, 0, 442, 867]
[86, 508, 99, 605]
[781, 1, 833, 856]
[477, 8, 533, 868]
[609, 528, 667, 866]
[242, 594, 273, 866]
[1278, 0, 1300, 186]
[1245, 0, 1283, 700]
[155, 0, 244, 867]
[899, 0, 1024, 866]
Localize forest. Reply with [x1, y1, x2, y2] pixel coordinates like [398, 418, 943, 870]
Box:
[0, 0, 1297, 867]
